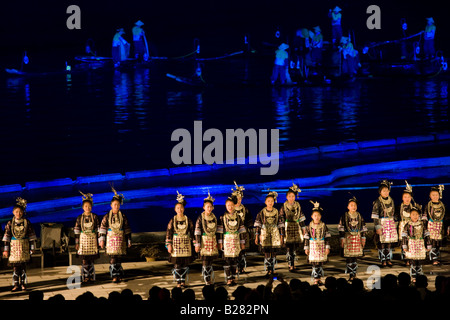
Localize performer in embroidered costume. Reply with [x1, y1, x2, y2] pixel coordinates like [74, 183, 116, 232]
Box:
[166, 191, 194, 288]
[194, 191, 219, 285]
[279, 183, 305, 272]
[372, 180, 397, 267]
[395, 181, 421, 266]
[99, 187, 132, 283]
[254, 190, 285, 277]
[231, 181, 253, 274]
[74, 192, 100, 283]
[2, 198, 37, 292]
[423, 185, 447, 265]
[304, 201, 330, 285]
[402, 207, 431, 281]
[218, 194, 246, 286]
[338, 195, 367, 281]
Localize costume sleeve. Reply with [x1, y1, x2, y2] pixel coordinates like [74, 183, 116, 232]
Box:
[188, 218, 195, 242]
[254, 211, 263, 236]
[372, 200, 382, 230]
[424, 223, 431, 250]
[74, 216, 81, 244]
[98, 214, 108, 243]
[299, 205, 306, 230]
[2, 221, 12, 252]
[402, 223, 409, 251]
[304, 226, 310, 251]
[278, 209, 285, 237]
[361, 216, 368, 239]
[122, 214, 132, 245]
[165, 218, 174, 247]
[194, 216, 202, 248]
[238, 216, 246, 244]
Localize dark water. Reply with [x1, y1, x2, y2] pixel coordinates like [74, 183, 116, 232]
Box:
[1, 53, 450, 233]
[1, 56, 449, 185]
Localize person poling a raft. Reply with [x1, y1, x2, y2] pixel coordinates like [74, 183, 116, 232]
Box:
[132, 20, 150, 62]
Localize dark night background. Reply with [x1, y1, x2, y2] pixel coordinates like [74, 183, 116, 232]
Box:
[1, 0, 448, 65]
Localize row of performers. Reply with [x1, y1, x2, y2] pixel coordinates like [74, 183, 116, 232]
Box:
[2, 187, 131, 292]
[1, 180, 447, 292]
[166, 180, 447, 287]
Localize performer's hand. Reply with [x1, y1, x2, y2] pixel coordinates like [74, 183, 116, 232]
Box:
[240, 244, 245, 250]
[376, 229, 382, 235]
[30, 250, 34, 255]
[326, 248, 330, 255]
[362, 240, 366, 248]
[305, 250, 309, 255]
[128, 243, 132, 248]
[255, 237, 259, 245]
[195, 246, 200, 253]
[340, 240, 344, 248]
[280, 236, 284, 245]
[3, 251, 9, 258]
[100, 241, 105, 249]
[75, 244, 79, 251]
[218, 244, 223, 251]
[167, 244, 173, 253]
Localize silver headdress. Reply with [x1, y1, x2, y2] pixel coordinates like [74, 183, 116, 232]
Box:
[15, 197, 27, 212]
[231, 181, 245, 198]
[79, 191, 94, 204]
[266, 189, 278, 203]
[204, 190, 215, 204]
[111, 185, 125, 205]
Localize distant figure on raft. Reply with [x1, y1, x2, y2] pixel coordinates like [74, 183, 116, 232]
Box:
[339, 36, 360, 77]
[328, 6, 343, 47]
[423, 17, 436, 59]
[271, 43, 292, 85]
[132, 20, 149, 62]
[112, 28, 130, 67]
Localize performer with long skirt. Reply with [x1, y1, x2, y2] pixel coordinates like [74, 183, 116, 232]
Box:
[395, 181, 421, 266]
[2, 198, 37, 292]
[254, 191, 284, 277]
[218, 194, 246, 285]
[74, 192, 100, 283]
[402, 206, 431, 282]
[99, 187, 132, 283]
[194, 192, 219, 285]
[165, 191, 195, 288]
[279, 183, 305, 272]
[304, 201, 330, 285]
[338, 195, 367, 281]
[231, 181, 253, 274]
[423, 185, 447, 265]
[372, 180, 397, 267]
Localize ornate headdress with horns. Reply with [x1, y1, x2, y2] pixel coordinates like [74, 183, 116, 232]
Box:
[403, 180, 413, 194]
[15, 197, 27, 212]
[79, 191, 94, 204]
[111, 185, 124, 204]
[176, 191, 186, 206]
[288, 183, 301, 198]
[231, 181, 245, 198]
[379, 179, 393, 191]
[266, 190, 278, 203]
[203, 191, 215, 204]
[310, 200, 323, 212]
